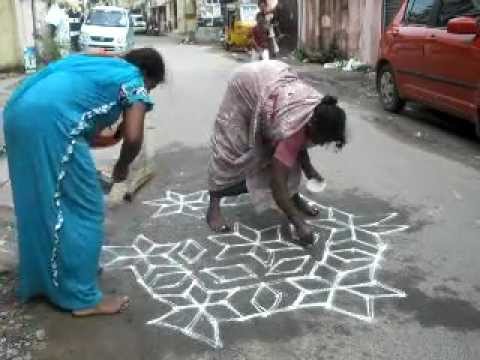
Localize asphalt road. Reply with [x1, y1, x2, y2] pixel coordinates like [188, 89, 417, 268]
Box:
[30, 35, 480, 360]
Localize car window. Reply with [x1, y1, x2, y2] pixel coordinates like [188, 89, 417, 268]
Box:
[438, 0, 479, 27]
[86, 10, 127, 27]
[405, 0, 436, 24]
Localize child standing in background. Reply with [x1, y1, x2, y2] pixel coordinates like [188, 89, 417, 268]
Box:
[250, 13, 270, 61]
[258, 0, 279, 58]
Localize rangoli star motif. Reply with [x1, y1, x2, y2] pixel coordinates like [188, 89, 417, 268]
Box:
[103, 192, 408, 348]
[143, 190, 250, 219]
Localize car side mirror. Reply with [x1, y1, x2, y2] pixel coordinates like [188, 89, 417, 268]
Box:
[447, 17, 478, 35]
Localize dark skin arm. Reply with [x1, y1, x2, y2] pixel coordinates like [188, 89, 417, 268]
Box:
[271, 158, 315, 244]
[299, 149, 323, 181]
[112, 103, 146, 182]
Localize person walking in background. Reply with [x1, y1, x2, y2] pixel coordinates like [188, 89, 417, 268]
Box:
[46, 1, 71, 57]
[68, 5, 83, 52]
[46, 1, 60, 39]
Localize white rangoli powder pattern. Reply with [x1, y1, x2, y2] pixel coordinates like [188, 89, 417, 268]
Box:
[103, 191, 408, 348]
[143, 191, 250, 219]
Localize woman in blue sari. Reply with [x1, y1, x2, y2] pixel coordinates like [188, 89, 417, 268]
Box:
[3, 48, 165, 316]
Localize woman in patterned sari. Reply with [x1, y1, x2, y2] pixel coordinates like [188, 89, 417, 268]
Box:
[3, 48, 164, 316]
[207, 60, 347, 246]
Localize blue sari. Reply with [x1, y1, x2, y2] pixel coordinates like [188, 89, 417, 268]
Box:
[3, 54, 153, 310]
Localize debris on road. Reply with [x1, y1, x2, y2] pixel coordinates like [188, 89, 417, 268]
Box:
[0, 220, 17, 273]
[1, 272, 46, 360]
[323, 58, 371, 72]
[453, 190, 463, 201]
[35, 329, 45, 342]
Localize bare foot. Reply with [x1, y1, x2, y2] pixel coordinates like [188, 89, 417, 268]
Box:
[206, 203, 231, 233]
[293, 194, 319, 217]
[72, 295, 130, 317]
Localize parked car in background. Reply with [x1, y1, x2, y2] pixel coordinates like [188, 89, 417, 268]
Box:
[131, 14, 147, 33]
[80, 6, 134, 52]
[377, 0, 480, 137]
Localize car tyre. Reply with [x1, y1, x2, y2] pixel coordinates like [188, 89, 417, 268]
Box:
[378, 64, 405, 113]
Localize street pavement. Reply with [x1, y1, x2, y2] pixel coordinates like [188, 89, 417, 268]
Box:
[2, 35, 480, 360]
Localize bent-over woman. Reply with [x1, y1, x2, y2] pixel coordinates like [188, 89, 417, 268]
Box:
[4, 48, 165, 316]
[207, 60, 347, 245]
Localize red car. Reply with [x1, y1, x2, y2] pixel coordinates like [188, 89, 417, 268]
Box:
[377, 0, 480, 136]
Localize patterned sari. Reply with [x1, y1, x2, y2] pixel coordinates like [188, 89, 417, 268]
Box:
[208, 60, 322, 211]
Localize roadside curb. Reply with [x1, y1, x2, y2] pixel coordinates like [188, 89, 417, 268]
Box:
[289, 59, 378, 102]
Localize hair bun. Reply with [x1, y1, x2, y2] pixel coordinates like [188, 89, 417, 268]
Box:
[321, 95, 338, 106]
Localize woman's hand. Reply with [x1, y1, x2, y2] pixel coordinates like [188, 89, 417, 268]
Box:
[90, 122, 125, 148]
[299, 149, 324, 182]
[271, 158, 316, 246]
[90, 133, 122, 148]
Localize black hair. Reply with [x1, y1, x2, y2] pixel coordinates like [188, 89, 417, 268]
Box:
[123, 48, 165, 84]
[310, 95, 347, 149]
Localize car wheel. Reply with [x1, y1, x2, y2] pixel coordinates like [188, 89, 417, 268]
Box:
[378, 64, 405, 113]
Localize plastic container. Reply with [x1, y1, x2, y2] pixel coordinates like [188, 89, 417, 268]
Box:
[23, 47, 37, 74]
[306, 178, 327, 193]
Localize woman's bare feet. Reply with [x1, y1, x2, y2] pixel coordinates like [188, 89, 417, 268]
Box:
[72, 295, 130, 317]
[206, 197, 231, 233]
[292, 193, 319, 217]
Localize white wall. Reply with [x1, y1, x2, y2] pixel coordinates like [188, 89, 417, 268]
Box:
[14, 0, 35, 50]
[358, 0, 382, 65]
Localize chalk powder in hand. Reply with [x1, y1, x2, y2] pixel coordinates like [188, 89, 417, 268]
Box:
[107, 182, 128, 208]
[306, 179, 327, 193]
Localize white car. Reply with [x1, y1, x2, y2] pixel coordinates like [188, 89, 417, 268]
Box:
[131, 14, 147, 33]
[80, 6, 134, 52]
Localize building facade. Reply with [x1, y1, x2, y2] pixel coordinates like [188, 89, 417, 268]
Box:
[146, 0, 197, 34]
[0, 0, 22, 71]
[297, 0, 403, 65]
[0, 0, 48, 71]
